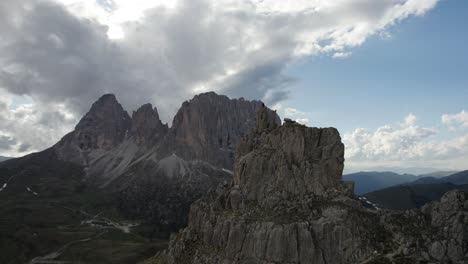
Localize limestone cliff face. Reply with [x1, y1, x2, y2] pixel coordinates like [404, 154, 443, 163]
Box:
[130, 103, 168, 145]
[233, 109, 348, 208]
[377, 190, 468, 263]
[422, 191, 468, 262]
[162, 92, 281, 170]
[151, 107, 468, 264]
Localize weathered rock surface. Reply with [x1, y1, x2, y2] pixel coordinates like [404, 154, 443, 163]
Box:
[233, 108, 348, 208]
[131, 103, 168, 145]
[161, 92, 280, 170]
[152, 107, 468, 264]
[427, 190, 468, 263]
[54, 94, 131, 165]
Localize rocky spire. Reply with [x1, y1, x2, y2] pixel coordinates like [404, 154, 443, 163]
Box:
[233, 109, 349, 209]
[245, 127, 343, 203]
[255, 103, 280, 133]
[130, 103, 168, 145]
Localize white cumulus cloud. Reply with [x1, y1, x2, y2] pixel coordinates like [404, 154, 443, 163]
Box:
[344, 113, 468, 171]
[442, 110, 468, 131]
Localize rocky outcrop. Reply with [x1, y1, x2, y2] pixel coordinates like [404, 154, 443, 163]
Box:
[379, 190, 468, 263]
[151, 107, 468, 264]
[423, 190, 468, 262]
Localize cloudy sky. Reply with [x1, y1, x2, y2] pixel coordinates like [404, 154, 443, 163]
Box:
[0, 0, 467, 173]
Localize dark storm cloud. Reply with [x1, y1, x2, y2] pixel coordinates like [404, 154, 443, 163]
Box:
[0, 0, 293, 123]
[219, 61, 296, 105]
[0, 135, 16, 150]
[18, 143, 32, 152]
[0, 0, 122, 114]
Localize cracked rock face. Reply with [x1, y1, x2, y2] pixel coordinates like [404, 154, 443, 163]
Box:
[233, 108, 347, 208]
[422, 190, 468, 262]
[162, 92, 281, 170]
[130, 103, 168, 145]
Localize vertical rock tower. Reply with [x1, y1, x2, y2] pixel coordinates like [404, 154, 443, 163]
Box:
[232, 106, 350, 210]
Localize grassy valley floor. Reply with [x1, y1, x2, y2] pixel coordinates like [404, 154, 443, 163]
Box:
[0, 190, 168, 264]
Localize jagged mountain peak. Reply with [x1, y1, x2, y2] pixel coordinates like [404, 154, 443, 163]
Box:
[75, 93, 131, 134]
[131, 103, 168, 145]
[54, 94, 131, 164]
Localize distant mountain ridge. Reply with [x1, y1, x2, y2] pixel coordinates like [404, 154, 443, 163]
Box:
[417, 171, 459, 178]
[343, 171, 418, 194]
[362, 170, 468, 210]
[344, 170, 465, 195]
[364, 183, 468, 210]
[408, 170, 468, 186]
[0, 156, 10, 162]
[345, 166, 456, 175]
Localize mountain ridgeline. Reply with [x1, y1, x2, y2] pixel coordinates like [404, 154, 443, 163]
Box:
[343, 171, 419, 194]
[363, 170, 468, 210]
[53, 92, 279, 186]
[409, 170, 468, 186]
